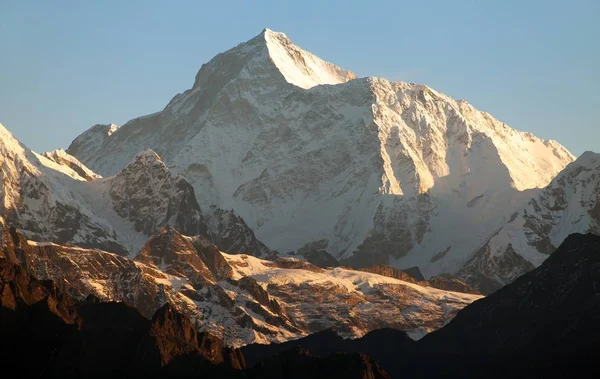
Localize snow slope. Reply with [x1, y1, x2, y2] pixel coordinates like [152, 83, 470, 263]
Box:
[0, 122, 126, 253]
[460, 152, 600, 293]
[224, 252, 481, 340]
[67, 29, 574, 280]
[41, 149, 100, 181]
[263, 29, 356, 89]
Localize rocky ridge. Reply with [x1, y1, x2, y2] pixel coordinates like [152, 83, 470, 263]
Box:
[0, 220, 480, 347]
[360, 265, 480, 295]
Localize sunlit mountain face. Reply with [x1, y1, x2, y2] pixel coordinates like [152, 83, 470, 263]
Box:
[2, 26, 598, 378]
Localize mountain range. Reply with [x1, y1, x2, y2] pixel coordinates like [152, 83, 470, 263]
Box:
[0, 218, 479, 347]
[1, 27, 599, 377]
[62, 29, 584, 290]
[2, 223, 599, 377]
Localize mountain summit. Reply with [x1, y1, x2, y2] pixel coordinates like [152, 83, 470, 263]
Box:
[259, 28, 356, 89]
[67, 29, 575, 284]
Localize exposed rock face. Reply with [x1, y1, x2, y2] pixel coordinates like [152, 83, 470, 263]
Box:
[148, 303, 244, 368]
[426, 274, 480, 295]
[108, 150, 208, 238]
[296, 239, 340, 268]
[189, 233, 235, 280]
[360, 265, 480, 295]
[460, 152, 600, 293]
[460, 242, 536, 294]
[401, 266, 426, 281]
[134, 228, 299, 346]
[360, 265, 422, 284]
[234, 276, 284, 316]
[67, 29, 573, 278]
[224, 253, 481, 341]
[263, 256, 324, 272]
[137, 226, 220, 285]
[299, 249, 339, 268]
[206, 206, 272, 257]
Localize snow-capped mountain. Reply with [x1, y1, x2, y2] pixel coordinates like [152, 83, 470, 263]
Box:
[1, 222, 480, 347]
[67, 29, 574, 279]
[0, 122, 126, 254]
[0, 122, 270, 258]
[460, 152, 600, 293]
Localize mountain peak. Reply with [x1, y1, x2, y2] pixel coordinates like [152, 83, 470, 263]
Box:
[260, 28, 287, 38]
[191, 28, 355, 92]
[120, 149, 166, 171]
[0, 122, 26, 156]
[109, 147, 209, 240]
[66, 123, 119, 161]
[575, 151, 600, 168]
[134, 149, 162, 163]
[85, 123, 119, 137]
[41, 149, 100, 181]
[0, 121, 11, 137]
[69, 31, 575, 281]
[260, 28, 356, 89]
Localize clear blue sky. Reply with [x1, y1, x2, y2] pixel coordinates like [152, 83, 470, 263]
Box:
[1, 0, 598, 156]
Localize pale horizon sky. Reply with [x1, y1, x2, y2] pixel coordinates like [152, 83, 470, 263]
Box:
[1, 0, 598, 156]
